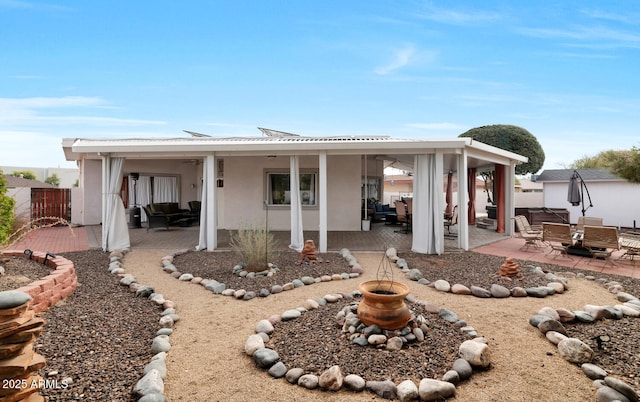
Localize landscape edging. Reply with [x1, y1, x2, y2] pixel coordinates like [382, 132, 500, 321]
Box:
[3, 249, 78, 313]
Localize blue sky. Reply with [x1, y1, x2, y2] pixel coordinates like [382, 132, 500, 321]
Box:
[1, 1, 639, 172]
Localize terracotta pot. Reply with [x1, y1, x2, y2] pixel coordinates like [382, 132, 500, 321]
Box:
[357, 280, 411, 330]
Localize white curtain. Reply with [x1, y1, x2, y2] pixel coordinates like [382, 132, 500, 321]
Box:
[289, 155, 304, 252]
[153, 176, 178, 203]
[196, 156, 214, 251]
[129, 175, 152, 222]
[103, 157, 130, 252]
[412, 154, 443, 254]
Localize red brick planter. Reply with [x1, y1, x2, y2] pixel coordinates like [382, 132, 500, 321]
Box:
[2, 250, 78, 313]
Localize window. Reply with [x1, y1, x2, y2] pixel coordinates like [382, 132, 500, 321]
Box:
[267, 172, 316, 206]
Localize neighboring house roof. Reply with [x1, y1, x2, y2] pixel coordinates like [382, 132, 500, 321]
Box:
[517, 178, 543, 191]
[3, 175, 55, 188]
[535, 168, 622, 182]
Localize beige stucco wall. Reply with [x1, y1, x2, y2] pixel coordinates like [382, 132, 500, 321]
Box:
[223, 155, 361, 231]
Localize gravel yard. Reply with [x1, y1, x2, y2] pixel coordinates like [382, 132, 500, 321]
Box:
[1, 249, 639, 400]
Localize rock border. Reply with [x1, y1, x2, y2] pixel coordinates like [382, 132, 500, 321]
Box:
[159, 247, 362, 301]
[245, 288, 491, 401]
[106, 249, 178, 402]
[2, 249, 78, 313]
[529, 276, 640, 402]
[388, 248, 569, 299]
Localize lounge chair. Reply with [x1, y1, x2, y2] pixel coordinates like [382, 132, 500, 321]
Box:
[582, 225, 619, 269]
[142, 205, 171, 232]
[575, 216, 603, 232]
[542, 222, 575, 259]
[513, 215, 544, 251]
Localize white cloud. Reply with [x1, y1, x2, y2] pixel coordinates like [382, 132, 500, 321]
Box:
[0, 96, 165, 126]
[417, 4, 503, 26]
[374, 45, 417, 75]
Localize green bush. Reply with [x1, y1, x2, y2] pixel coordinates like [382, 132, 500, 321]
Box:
[0, 172, 16, 245]
[230, 225, 279, 272]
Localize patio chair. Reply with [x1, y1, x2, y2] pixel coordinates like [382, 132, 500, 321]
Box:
[582, 225, 619, 269]
[575, 216, 603, 232]
[542, 222, 575, 259]
[142, 205, 171, 232]
[444, 205, 458, 237]
[393, 200, 410, 234]
[513, 215, 544, 251]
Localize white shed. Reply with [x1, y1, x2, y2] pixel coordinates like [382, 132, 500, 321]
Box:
[535, 168, 640, 229]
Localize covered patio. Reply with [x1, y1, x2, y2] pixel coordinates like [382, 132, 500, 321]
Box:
[63, 131, 527, 254]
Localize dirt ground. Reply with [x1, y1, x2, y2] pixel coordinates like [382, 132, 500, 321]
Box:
[121, 250, 620, 402]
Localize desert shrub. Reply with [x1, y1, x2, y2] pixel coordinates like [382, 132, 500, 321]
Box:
[230, 225, 279, 272]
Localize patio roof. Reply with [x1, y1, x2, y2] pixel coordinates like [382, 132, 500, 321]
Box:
[62, 129, 527, 171]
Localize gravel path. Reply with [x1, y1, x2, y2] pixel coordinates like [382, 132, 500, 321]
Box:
[2, 249, 639, 401]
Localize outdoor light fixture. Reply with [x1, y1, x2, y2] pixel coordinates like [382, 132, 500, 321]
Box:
[24, 249, 33, 260]
[43, 252, 56, 265]
[130, 173, 139, 207]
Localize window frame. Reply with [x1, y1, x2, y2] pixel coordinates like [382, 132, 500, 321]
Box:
[265, 169, 318, 208]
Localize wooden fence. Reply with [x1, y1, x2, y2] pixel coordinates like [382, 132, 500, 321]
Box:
[31, 188, 71, 223]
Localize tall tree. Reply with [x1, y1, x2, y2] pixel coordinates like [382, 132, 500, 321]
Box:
[573, 147, 640, 183]
[459, 124, 545, 203]
[45, 173, 60, 187]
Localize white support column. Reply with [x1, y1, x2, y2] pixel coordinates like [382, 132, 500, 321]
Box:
[318, 152, 328, 252]
[457, 152, 469, 250]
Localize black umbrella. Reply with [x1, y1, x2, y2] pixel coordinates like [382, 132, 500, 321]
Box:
[567, 172, 581, 206]
[567, 170, 593, 216]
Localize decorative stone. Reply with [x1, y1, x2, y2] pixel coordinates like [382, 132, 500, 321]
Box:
[511, 287, 528, 297]
[603, 377, 638, 402]
[498, 257, 522, 278]
[419, 378, 456, 401]
[151, 335, 171, 354]
[298, 374, 319, 389]
[470, 286, 491, 298]
[490, 284, 510, 298]
[133, 369, 164, 397]
[451, 284, 471, 295]
[281, 309, 302, 321]
[285, 367, 304, 384]
[459, 339, 490, 368]
[0, 290, 31, 309]
[595, 386, 632, 402]
[538, 319, 567, 335]
[344, 374, 366, 391]
[366, 380, 397, 400]
[319, 365, 343, 391]
[439, 308, 458, 323]
[386, 336, 403, 351]
[268, 362, 287, 378]
[397, 379, 419, 401]
[442, 370, 460, 384]
[558, 338, 594, 364]
[545, 331, 568, 345]
[526, 287, 548, 298]
[538, 307, 560, 320]
[433, 280, 451, 292]
[300, 240, 322, 263]
[252, 348, 279, 369]
[452, 358, 472, 380]
[244, 334, 265, 356]
[581, 363, 608, 380]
